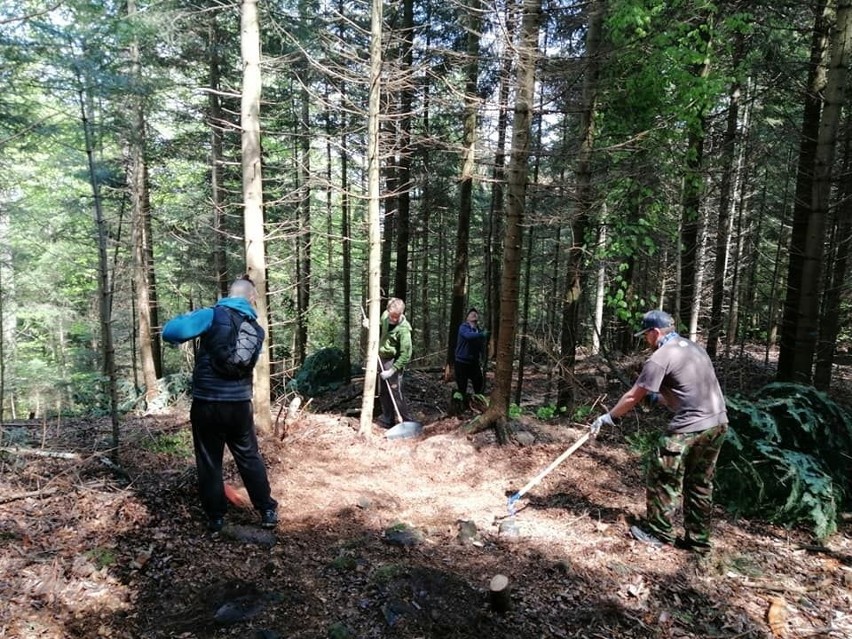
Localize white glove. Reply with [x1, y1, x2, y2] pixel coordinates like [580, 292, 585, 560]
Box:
[380, 367, 396, 380]
[362, 317, 370, 329]
[590, 413, 615, 437]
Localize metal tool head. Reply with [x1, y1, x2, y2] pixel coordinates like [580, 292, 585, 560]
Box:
[507, 493, 520, 517]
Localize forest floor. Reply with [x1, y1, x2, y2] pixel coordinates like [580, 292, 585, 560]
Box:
[1, 350, 851, 639]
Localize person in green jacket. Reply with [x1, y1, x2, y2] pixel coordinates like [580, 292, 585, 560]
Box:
[377, 297, 414, 427]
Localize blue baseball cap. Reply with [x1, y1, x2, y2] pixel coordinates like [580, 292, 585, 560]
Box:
[634, 310, 674, 336]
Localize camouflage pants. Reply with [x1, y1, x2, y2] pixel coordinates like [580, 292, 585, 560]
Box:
[646, 423, 728, 545]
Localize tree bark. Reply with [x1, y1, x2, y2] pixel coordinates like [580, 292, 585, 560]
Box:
[813, 0, 852, 389]
[707, 35, 743, 358]
[784, 0, 850, 383]
[557, 0, 604, 408]
[477, 0, 541, 441]
[778, 0, 832, 381]
[393, 0, 414, 303]
[240, 0, 272, 433]
[359, 0, 384, 437]
[446, 0, 482, 379]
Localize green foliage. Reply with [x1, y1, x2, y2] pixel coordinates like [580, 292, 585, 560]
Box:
[141, 429, 193, 458]
[508, 403, 523, 419]
[535, 404, 566, 421]
[288, 348, 350, 396]
[572, 404, 594, 422]
[625, 427, 661, 473]
[716, 383, 852, 540]
[86, 546, 117, 569]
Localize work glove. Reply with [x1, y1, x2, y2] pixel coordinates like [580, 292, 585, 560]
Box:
[380, 367, 396, 380]
[647, 392, 660, 405]
[362, 317, 369, 329]
[589, 413, 615, 438]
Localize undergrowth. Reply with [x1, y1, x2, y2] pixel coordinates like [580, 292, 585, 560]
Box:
[716, 382, 852, 540]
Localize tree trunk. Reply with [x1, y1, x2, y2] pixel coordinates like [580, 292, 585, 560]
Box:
[814, 115, 852, 389]
[445, 0, 482, 378]
[812, 0, 852, 389]
[393, 0, 414, 302]
[778, 0, 832, 381]
[486, 0, 516, 353]
[678, 9, 713, 338]
[296, 81, 311, 366]
[707, 36, 743, 358]
[208, 15, 229, 298]
[240, 0, 272, 434]
[477, 0, 542, 441]
[556, 0, 604, 408]
[127, 0, 161, 405]
[359, 0, 384, 437]
[78, 75, 120, 462]
[784, 0, 850, 383]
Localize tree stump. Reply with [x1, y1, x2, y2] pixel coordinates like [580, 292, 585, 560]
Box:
[488, 574, 511, 613]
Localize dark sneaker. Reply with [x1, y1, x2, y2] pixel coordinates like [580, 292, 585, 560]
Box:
[261, 509, 278, 529]
[630, 525, 667, 548]
[376, 417, 393, 429]
[208, 517, 224, 535]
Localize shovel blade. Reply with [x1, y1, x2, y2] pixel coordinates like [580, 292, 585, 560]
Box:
[385, 421, 423, 440]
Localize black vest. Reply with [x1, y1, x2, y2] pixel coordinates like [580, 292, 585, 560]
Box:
[192, 306, 264, 402]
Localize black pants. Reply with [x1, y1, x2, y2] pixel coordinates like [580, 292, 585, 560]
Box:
[190, 399, 277, 519]
[378, 357, 413, 423]
[454, 360, 484, 395]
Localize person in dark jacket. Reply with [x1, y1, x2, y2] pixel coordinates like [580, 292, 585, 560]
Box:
[454, 308, 488, 397]
[162, 276, 278, 534]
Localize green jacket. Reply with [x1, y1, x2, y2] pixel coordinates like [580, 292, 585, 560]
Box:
[379, 310, 412, 370]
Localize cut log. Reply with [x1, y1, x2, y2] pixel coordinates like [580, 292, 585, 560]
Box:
[489, 574, 511, 613]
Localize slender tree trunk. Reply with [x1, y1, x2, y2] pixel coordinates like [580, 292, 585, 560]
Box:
[393, 0, 414, 302]
[0, 207, 7, 426]
[815, 114, 852, 389]
[446, 0, 482, 379]
[240, 0, 272, 433]
[127, 0, 161, 404]
[707, 38, 743, 358]
[778, 0, 832, 381]
[209, 16, 229, 297]
[359, 0, 384, 436]
[785, 0, 850, 382]
[808, 0, 852, 390]
[486, 0, 516, 353]
[678, 9, 714, 337]
[78, 78, 120, 461]
[296, 82, 311, 365]
[556, 0, 604, 408]
[476, 0, 541, 441]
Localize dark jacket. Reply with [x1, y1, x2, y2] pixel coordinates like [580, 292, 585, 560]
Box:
[163, 297, 264, 402]
[455, 322, 486, 363]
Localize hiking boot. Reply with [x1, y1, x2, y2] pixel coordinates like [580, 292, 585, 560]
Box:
[630, 525, 668, 548]
[208, 517, 224, 535]
[261, 509, 279, 529]
[675, 536, 711, 555]
[376, 417, 393, 429]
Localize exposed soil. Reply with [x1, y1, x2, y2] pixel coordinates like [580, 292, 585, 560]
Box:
[1, 353, 851, 639]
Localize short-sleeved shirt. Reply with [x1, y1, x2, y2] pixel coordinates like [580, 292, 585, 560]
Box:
[635, 336, 728, 434]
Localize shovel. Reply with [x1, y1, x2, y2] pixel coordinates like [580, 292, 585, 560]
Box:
[506, 432, 591, 515]
[377, 357, 423, 439]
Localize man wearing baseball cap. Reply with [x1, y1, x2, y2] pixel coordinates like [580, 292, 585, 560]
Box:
[589, 310, 728, 554]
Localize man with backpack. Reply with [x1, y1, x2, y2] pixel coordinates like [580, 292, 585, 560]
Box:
[163, 275, 278, 534]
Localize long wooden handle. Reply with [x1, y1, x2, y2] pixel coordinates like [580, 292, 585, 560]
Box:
[512, 432, 590, 501]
